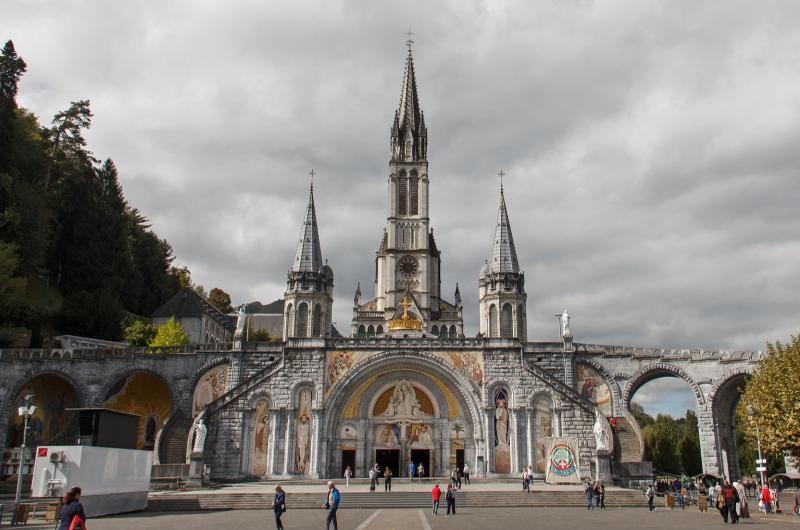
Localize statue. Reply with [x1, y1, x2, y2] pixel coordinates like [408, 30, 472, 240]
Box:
[593, 412, 610, 454]
[193, 419, 207, 454]
[561, 309, 572, 339]
[235, 305, 246, 337]
[382, 380, 423, 418]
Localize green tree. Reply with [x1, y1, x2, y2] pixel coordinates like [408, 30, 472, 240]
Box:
[738, 335, 800, 461]
[124, 320, 156, 347]
[642, 414, 680, 474]
[629, 402, 654, 429]
[150, 316, 189, 346]
[676, 410, 702, 476]
[207, 287, 233, 313]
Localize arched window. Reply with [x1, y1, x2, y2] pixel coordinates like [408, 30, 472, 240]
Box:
[449, 325, 457, 338]
[358, 325, 366, 338]
[488, 304, 498, 337]
[409, 175, 419, 215]
[398, 172, 408, 215]
[295, 302, 308, 338]
[286, 304, 294, 338]
[367, 324, 375, 337]
[432, 325, 439, 336]
[311, 304, 322, 337]
[500, 304, 513, 338]
[376, 325, 383, 335]
[517, 305, 525, 341]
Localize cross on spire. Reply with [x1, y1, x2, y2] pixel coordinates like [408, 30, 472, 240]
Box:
[309, 168, 316, 189]
[405, 29, 415, 53]
[498, 170, 506, 193]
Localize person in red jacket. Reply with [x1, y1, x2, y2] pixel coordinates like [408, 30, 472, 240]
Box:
[762, 484, 773, 514]
[431, 484, 442, 515]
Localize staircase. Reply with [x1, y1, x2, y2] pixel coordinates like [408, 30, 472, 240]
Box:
[204, 356, 282, 417]
[159, 414, 193, 465]
[521, 355, 595, 415]
[612, 416, 642, 463]
[147, 489, 647, 511]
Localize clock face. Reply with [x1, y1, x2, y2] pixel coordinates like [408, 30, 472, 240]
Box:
[398, 256, 419, 278]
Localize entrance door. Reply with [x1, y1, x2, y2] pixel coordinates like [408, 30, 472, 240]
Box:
[410, 449, 430, 476]
[455, 449, 464, 471]
[375, 449, 400, 476]
[341, 450, 355, 477]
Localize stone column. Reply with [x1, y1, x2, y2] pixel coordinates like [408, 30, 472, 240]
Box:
[310, 409, 321, 477]
[555, 407, 564, 437]
[526, 408, 533, 471]
[510, 408, 519, 473]
[483, 406, 492, 475]
[283, 408, 295, 476]
[268, 409, 279, 476]
[696, 405, 721, 476]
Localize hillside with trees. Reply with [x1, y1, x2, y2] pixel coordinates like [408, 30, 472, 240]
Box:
[0, 40, 185, 345]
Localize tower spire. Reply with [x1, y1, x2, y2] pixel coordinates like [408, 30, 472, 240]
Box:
[489, 180, 520, 274]
[291, 180, 323, 273]
[391, 35, 427, 162]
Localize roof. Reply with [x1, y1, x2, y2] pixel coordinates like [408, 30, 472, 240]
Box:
[243, 299, 284, 314]
[291, 184, 324, 273]
[152, 287, 233, 330]
[487, 188, 520, 274]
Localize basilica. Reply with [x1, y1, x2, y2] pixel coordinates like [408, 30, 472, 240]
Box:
[0, 46, 763, 485]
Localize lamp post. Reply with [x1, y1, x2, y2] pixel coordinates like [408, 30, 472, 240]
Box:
[14, 394, 37, 506]
[746, 405, 766, 487]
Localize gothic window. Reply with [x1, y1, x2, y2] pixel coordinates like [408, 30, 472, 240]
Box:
[296, 302, 308, 338]
[432, 325, 438, 336]
[376, 325, 383, 335]
[489, 304, 498, 338]
[358, 325, 366, 338]
[500, 303, 513, 338]
[409, 176, 419, 215]
[367, 324, 375, 337]
[398, 174, 408, 215]
[449, 325, 457, 338]
[312, 304, 322, 337]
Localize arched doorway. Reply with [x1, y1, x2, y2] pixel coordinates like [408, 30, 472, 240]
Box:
[323, 354, 482, 479]
[103, 371, 173, 450]
[711, 372, 752, 480]
[6, 374, 80, 447]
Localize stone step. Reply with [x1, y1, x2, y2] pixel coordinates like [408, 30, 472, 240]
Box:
[147, 490, 646, 511]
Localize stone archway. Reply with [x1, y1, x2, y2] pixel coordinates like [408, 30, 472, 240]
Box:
[5, 372, 82, 447]
[322, 352, 483, 479]
[708, 369, 752, 480]
[623, 362, 705, 410]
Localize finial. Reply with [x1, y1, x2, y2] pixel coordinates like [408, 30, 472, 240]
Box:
[405, 29, 415, 53]
[498, 170, 505, 194]
[309, 168, 316, 190]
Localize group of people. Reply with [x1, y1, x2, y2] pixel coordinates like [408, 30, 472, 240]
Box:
[707, 481, 749, 523]
[450, 464, 471, 489]
[584, 480, 607, 510]
[431, 483, 457, 516]
[521, 465, 535, 492]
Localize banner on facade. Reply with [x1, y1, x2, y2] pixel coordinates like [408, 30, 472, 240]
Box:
[544, 437, 582, 484]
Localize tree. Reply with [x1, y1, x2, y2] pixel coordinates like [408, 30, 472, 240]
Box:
[629, 402, 654, 429]
[150, 316, 189, 347]
[207, 287, 233, 313]
[124, 320, 156, 347]
[0, 40, 26, 104]
[738, 335, 800, 461]
[676, 410, 702, 476]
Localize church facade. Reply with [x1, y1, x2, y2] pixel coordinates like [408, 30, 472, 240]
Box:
[0, 47, 765, 485]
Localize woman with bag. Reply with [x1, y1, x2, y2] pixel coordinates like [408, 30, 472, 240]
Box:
[445, 483, 456, 516]
[57, 487, 86, 530]
[272, 485, 286, 529]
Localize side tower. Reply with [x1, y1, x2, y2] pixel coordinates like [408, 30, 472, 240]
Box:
[284, 183, 334, 339]
[479, 184, 526, 340]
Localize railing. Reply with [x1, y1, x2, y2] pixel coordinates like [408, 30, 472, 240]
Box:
[0, 343, 234, 362]
[521, 353, 595, 414]
[204, 356, 283, 417]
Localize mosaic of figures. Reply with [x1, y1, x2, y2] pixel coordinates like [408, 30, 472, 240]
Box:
[8, 374, 79, 447]
[373, 379, 434, 420]
[325, 350, 484, 396]
[250, 398, 270, 476]
[493, 388, 510, 474]
[373, 422, 434, 448]
[295, 388, 313, 475]
[575, 363, 612, 416]
[192, 364, 229, 416]
[532, 395, 554, 474]
[103, 371, 173, 449]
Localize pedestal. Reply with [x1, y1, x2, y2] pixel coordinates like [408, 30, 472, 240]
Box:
[595, 453, 612, 483]
[186, 452, 205, 488]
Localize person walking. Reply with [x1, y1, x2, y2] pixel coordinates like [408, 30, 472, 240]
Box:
[793, 488, 800, 516]
[57, 487, 86, 530]
[646, 483, 655, 512]
[418, 463, 425, 481]
[384, 467, 393, 492]
[585, 481, 595, 510]
[463, 464, 470, 486]
[726, 481, 740, 524]
[677, 485, 687, 510]
[522, 468, 530, 492]
[323, 481, 340, 530]
[368, 466, 376, 492]
[373, 463, 380, 487]
[761, 483, 772, 514]
[456, 466, 462, 489]
[717, 482, 729, 523]
[445, 483, 457, 516]
[431, 484, 442, 515]
[344, 466, 352, 487]
[451, 467, 459, 490]
[272, 485, 286, 530]
[409, 461, 416, 483]
[733, 481, 749, 518]
[598, 482, 606, 510]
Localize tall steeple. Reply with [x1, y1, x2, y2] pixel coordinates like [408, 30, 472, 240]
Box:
[284, 176, 334, 340]
[391, 45, 427, 162]
[479, 177, 527, 340]
[489, 187, 520, 274]
[291, 183, 323, 273]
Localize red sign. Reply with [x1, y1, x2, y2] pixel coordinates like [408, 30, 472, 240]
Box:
[37, 448, 48, 458]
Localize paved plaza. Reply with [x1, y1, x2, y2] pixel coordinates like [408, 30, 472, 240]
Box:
[89, 508, 800, 530]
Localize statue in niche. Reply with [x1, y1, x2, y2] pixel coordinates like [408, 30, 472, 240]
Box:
[593, 411, 610, 454]
[382, 379, 423, 418]
[192, 419, 207, 454]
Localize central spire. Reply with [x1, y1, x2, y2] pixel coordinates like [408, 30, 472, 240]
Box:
[291, 182, 323, 273]
[391, 39, 427, 162]
[489, 185, 520, 274]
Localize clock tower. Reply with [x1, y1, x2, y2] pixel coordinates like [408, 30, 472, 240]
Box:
[351, 43, 463, 338]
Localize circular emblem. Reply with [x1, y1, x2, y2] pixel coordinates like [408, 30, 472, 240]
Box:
[397, 256, 419, 278]
[548, 443, 577, 477]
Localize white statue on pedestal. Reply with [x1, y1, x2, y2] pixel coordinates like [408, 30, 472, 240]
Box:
[561, 309, 572, 339]
[235, 305, 246, 337]
[193, 419, 208, 454]
[593, 412, 610, 454]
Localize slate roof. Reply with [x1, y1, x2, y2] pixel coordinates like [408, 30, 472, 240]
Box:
[152, 287, 233, 330]
[488, 188, 520, 274]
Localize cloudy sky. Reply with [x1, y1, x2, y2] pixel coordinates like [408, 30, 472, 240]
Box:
[5, 1, 799, 414]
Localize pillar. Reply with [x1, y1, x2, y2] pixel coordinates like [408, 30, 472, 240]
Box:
[526, 408, 533, 470]
[310, 409, 321, 476]
[268, 409, 279, 476]
[697, 405, 721, 476]
[483, 407, 492, 475]
[283, 408, 295, 475]
[510, 408, 518, 473]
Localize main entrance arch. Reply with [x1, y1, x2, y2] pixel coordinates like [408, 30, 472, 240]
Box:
[321, 352, 484, 478]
